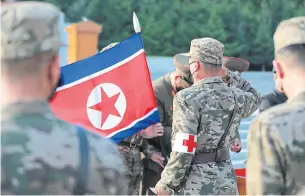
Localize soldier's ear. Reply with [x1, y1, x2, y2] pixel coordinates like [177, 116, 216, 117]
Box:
[48, 55, 60, 87]
[195, 61, 201, 72]
[273, 60, 284, 79]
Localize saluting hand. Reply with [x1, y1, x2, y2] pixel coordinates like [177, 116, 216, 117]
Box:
[140, 123, 164, 139]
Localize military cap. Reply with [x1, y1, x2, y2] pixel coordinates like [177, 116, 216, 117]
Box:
[1, 1, 62, 60]
[173, 53, 193, 84]
[100, 42, 119, 53]
[174, 37, 224, 73]
[223, 56, 250, 72]
[274, 16, 305, 54]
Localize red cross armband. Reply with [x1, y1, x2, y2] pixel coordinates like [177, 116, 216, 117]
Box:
[172, 133, 197, 154]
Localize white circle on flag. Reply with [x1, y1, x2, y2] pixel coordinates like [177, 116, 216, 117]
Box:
[86, 83, 126, 130]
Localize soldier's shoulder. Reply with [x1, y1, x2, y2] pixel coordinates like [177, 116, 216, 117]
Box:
[153, 75, 168, 93]
[152, 75, 164, 86]
[254, 101, 305, 129]
[176, 84, 208, 103]
[86, 131, 124, 172]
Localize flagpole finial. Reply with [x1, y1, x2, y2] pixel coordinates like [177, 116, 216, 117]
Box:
[133, 12, 141, 33]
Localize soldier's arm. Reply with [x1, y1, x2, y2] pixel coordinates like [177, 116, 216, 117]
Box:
[89, 133, 128, 195]
[259, 94, 276, 113]
[246, 118, 286, 195]
[125, 132, 143, 145]
[156, 93, 198, 194]
[231, 127, 241, 141]
[138, 96, 167, 157]
[226, 70, 261, 118]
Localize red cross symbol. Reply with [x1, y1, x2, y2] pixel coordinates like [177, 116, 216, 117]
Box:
[183, 134, 197, 153]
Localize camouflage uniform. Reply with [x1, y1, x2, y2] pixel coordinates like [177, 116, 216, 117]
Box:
[118, 135, 155, 195]
[1, 2, 127, 195]
[1, 102, 127, 195]
[142, 56, 250, 195]
[247, 16, 305, 195]
[156, 38, 261, 195]
[100, 42, 157, 195]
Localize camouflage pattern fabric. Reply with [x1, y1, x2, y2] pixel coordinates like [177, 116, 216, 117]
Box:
[1, 101, 127, 195]
[156, 71, 261, 195]
[118, 146, 142, 195]
[118, 139, 155, 195]
[189, 37, 224, 65]
[1, 2, 62, 60]
[247, 92, 305, 195]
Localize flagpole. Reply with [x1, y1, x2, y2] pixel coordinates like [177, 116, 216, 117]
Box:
[133, 12, 166, 162]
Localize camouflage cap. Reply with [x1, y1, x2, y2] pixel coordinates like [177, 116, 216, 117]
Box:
[223, 56, 250, 72]
[177, 38, 224, 69]
[274, 16, 305, 54]
[190, 38, 224, 65]
[1, 2, 62, 60]
[100, 42, 119, 53]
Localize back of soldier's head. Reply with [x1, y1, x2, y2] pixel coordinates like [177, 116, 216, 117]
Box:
[273, 16, 305, 99]
[1, 1, 62, 79]
[274, 16, 305, 70]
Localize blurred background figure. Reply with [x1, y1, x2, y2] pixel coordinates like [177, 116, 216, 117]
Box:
[141, 53, 193, 195]
[1, 2, 127, 195]
[247, 16, 305, 195]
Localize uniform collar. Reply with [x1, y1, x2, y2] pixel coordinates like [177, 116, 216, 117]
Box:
[163, 73, 174, 97]
[194, 76, 223, 86]
[289, 91, 305, 103]
[273, 89, 288, 102]
[1, 100, 53, 121]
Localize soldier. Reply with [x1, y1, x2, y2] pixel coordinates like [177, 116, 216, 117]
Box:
[222, 57, 250, 153]
[247, 16, 305, 195]
[1, 2, 127, 195]
[155, 37, 261, 195]
[141, 55, 249, 195]
[141, 53, 193, 195]
[100, 43, 165, 195]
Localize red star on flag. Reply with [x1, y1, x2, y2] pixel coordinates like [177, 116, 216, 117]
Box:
[89, 87, 121, 126]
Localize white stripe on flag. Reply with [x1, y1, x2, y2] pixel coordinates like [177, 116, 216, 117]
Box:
[57, 49, 145, 91]
[106, 107, 158, 138]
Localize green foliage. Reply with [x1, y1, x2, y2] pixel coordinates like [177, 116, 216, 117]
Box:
[20, 0, 305, 69]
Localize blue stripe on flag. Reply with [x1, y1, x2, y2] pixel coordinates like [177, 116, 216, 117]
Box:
[109, 109, 160, 143]
[59, 33, 143, 87]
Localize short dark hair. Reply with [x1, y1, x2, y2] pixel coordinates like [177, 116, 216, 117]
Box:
[276, 44, 305, 68]
[200, 61, 222, 72]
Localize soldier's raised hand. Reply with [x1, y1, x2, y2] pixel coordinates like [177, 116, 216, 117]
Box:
[231, 138, 242, 153]
[140, 123, 164, 138]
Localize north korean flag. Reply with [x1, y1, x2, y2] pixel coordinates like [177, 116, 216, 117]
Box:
[50, 33, 160, 143]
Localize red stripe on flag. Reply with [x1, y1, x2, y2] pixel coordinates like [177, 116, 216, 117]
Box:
[51, 52, 156, 137]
